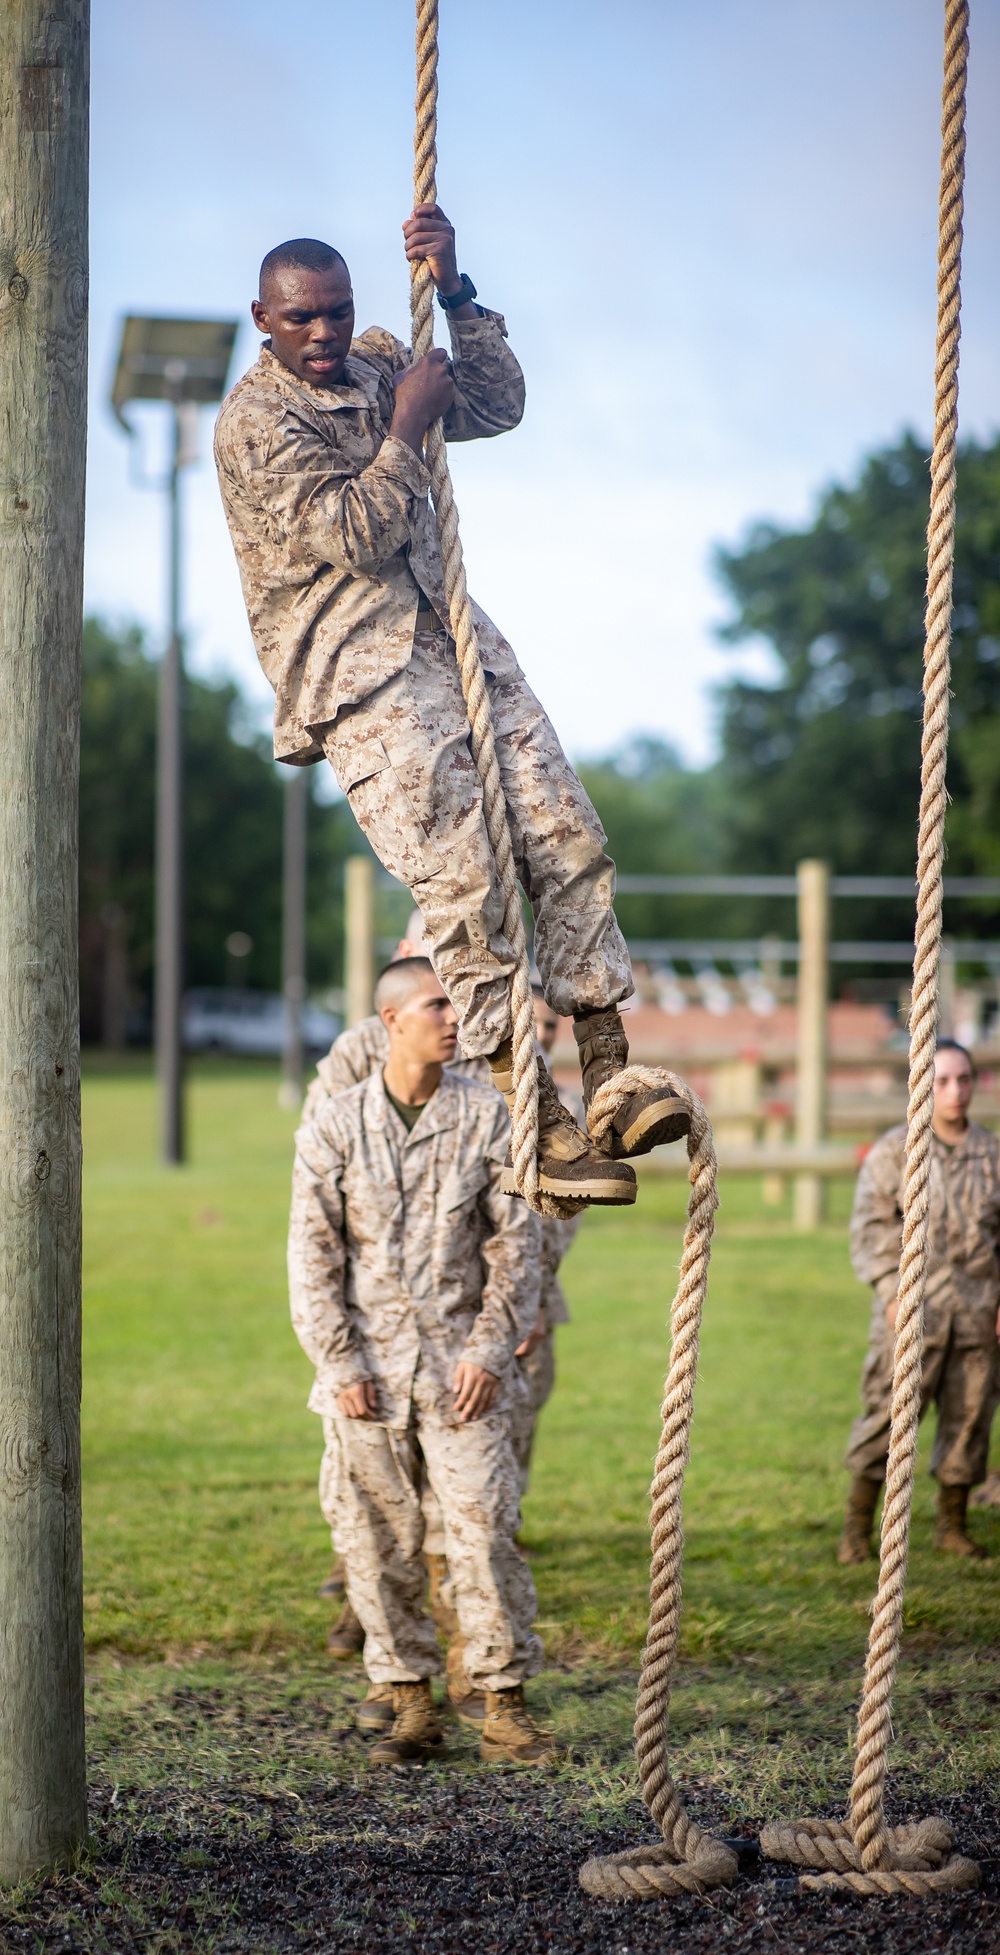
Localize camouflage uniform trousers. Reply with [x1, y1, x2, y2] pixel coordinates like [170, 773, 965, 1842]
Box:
[320, 1422, 447, 1558]
[845, 1296, 1000, 1486]
[507, 1333, 556, 1496]
[322, 628, 632, 1057]
[324, 1379, 543, 1690]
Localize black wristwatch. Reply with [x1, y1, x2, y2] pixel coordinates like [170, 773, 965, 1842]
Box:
[437, 273, 478, 312]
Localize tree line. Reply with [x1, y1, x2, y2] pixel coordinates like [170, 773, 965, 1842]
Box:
[79, 620, 368, 1043]
[81, 429, 1000, 1039]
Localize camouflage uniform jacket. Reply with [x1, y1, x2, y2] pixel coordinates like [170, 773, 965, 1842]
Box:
[850, 1121, 1000, 1343]
[214, 317, 525, 762]
[289, 1069, 542, 1426]
[301, 1017, 574, 1329]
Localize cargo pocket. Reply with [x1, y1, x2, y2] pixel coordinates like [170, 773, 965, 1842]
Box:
[332, 734, 445, 885]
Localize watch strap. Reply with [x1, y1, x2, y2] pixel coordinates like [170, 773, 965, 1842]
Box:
[437, 273, 478, 312]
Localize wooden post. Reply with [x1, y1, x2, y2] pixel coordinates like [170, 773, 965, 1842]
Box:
[344, 856, 375, 1027]
[795, 859, 829, 1230]
[938, 936, 956, 1037]
[279, 770, 307, 1109]
[0, 0, 89, 1881]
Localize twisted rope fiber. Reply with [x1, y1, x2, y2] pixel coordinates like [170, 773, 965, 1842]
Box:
[761, 0, 979, 1898]
[580, 1078, 741, 1900]
[411, 0, 553, 1214]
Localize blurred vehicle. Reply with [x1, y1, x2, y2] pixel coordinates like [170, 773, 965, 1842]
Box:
[183, 988, 340, 1057]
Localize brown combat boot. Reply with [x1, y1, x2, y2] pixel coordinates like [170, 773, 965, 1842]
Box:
[837, 1476, 882, 1565]
[445, 1635, 486, 1727]
[370, 1680, 445, 1765]
[970, 1471, 1000, 1509]
[490, 1042, 636, 1204]
[318, 1554, 346, 1599]
[934, 1484, 988, 1558]
[326, 1600, 365, 1659]
[479, 1684, 560, 1766]
[573, 1008, 691, 1157]
[425, 1552, 459, 1641]
[355, 1685, 395, 1733]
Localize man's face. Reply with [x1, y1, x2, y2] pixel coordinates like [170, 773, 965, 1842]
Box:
[383, 975, 458, 1070]
[933, 1047, 974, 1124]
[533, 998, 560, 1055]
[251, 262, 355, 388]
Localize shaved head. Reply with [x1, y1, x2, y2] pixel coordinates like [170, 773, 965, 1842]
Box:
[258, 238, 346, 299]
[374, 956, 438, 1016]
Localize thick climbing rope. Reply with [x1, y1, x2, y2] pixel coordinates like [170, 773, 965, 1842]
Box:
[410, 0, 543, 1212]
[579, 1077, 740, 1900]
[411, 0, 676, 1229]
[760, 0, 980, 1897]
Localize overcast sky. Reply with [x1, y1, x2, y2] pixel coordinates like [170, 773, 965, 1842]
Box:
[87, 0, 1000, 767]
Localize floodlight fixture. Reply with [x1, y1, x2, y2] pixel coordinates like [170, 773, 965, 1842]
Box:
[111, 314, 239, 430]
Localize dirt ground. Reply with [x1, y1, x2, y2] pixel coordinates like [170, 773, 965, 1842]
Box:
[3, 1733, 997, 1953]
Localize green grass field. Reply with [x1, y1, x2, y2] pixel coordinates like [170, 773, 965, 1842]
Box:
[81, 1060, 1000, 1814]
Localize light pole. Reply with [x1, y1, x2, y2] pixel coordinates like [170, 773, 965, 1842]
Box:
[279, 770, 308, 1110]
[111, 317, 238, 1163]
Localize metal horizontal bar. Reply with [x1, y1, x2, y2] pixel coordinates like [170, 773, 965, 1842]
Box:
[616, 875, 798, 896]
[626, 938, 1000, 965]
[648, 1144, 859, 1175]
[616, 874, 1000, 899]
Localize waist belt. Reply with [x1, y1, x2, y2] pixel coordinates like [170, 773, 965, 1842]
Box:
[415, 601, 444, 631]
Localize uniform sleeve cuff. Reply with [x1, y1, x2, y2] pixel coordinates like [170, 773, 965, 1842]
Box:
[307, 1363, 368, 1416]
[459, 1333, 510, 1377]
[446, 306, 509, 343]
[375, 433, 431, 496]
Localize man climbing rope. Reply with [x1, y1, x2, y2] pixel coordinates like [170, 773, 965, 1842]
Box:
[214, 208, 689, 1206]
[289, 955, 558, 1765]
[838, 1040, 1000, 1565]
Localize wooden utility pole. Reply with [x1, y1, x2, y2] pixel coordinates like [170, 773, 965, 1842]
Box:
[279, 770, 307, 1109]
[0, 0, 89, 1882]
[344, 857, 375, 1027]
[795, 859, 830, 1231]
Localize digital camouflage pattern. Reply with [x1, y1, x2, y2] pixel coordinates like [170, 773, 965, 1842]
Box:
[290, 1065, 542, 1689]
[215, 315, 633, 1053]
[324, 1370, 542, 1690]
[306, 1021, 576, 1542]
[846, 1122, 1000, 1484]
[214, 316, 525, 762]
[322, 629, 631, 1054]
[289, 1068, 542, 1424]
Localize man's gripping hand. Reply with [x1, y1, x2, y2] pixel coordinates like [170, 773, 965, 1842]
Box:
[452, 1361, 498, 1424]
[390, 349, 456, 455]
[336, 1380, 378, 1420]
[402, 202, 462, 296]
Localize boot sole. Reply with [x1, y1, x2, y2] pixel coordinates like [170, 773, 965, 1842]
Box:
[355, 1709, 395, 1732]
[370, 1735, 446, 1765]
[610, 1097, 691, 1158]
[479, 1738, 559, 1766]
[499, 1166, 636, 1204]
